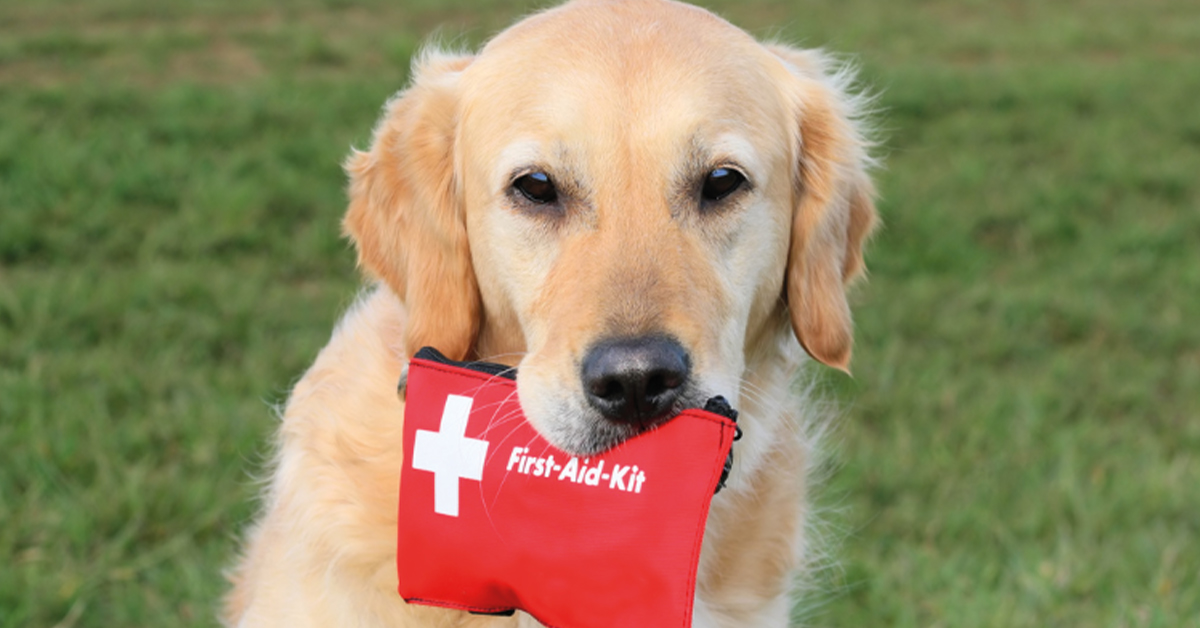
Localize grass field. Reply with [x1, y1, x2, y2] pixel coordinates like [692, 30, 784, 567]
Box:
[2, 0, 1198, 626]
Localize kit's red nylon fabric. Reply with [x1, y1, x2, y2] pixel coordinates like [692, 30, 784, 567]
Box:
[397, 357, 737, 628]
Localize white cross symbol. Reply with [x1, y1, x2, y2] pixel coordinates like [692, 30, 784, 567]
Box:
[411, 394, 489, 517]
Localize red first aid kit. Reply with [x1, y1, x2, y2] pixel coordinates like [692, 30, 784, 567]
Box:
[396, 347, 740, 628]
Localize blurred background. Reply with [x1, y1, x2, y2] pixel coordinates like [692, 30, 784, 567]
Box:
[2, 0, 1197, 626]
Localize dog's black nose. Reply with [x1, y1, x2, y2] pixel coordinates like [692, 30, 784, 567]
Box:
[581, 336, 690, 426]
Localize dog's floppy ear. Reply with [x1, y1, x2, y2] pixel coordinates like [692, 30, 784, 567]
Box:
[343, 50, 480, 361]
[771, 46, 878, 373]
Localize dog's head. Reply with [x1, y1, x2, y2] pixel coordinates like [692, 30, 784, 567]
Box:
[344, 0, 876, 454]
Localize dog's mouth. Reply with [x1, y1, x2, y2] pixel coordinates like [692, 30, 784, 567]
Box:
[409, 346, 725, 456]
[553, 386, 712, 456]
[521, 370, 731, 456]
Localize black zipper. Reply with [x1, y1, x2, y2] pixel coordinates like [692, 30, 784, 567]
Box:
[413, 346, 518, 380]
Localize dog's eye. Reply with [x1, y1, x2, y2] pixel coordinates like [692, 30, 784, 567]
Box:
[514, 172, 558, 204]
[701, 167, 746, 202]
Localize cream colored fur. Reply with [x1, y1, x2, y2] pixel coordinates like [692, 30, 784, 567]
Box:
[224, 0, 876, 625]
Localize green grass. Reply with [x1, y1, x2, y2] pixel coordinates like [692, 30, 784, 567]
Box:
[2, 0, 1198, 626]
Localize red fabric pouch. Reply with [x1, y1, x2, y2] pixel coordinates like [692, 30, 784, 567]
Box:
[396, 347, 739, 628]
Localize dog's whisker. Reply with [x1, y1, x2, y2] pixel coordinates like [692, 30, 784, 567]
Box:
[473, 351, 529, 364]
[487, 430, 546, 512]
[481, 414, 527, 466]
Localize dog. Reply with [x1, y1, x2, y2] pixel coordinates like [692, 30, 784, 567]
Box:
[223, 0, 876, 625]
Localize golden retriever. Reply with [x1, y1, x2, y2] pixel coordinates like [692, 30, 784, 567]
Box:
[223, 0, 876, 625]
